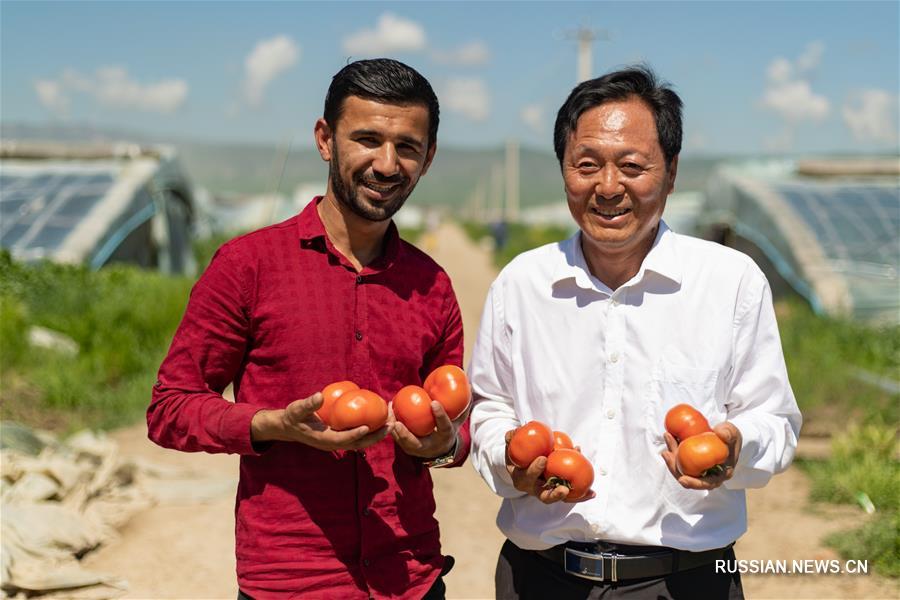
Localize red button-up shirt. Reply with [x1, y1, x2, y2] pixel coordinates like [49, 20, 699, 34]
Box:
[148, 198, 468, 599]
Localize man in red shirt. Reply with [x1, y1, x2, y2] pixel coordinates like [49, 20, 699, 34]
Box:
[148, 58, 468, 599]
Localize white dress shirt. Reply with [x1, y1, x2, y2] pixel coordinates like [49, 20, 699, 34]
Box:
[469, 221, 801, 552]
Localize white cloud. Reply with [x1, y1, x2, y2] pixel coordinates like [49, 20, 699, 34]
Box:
[33, 67, 188, 115]
[442, 78, 490, 121]
[520, 104, 544, 133]
[842, 89, 899, 145]
[94, 66, 188, 113]
[243, 35, 300, 107]
[761, 43, 829, 131]
[796, 41, 825, 72]
[34, 80, 69, 116]
[762, 79, 829, 122]
[432, 41, 490, 66]
[343, 13, 426, 56]
[766, 58, 792, 84]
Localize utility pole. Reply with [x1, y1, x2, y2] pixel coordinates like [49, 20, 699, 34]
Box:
[505, 139, 519, 222]
[565, 26, 609, 83]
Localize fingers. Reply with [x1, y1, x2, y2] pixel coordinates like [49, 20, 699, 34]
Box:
[286, 393, 324, 423]
[663, 432, 678, 453]
[431, 401, 453, 434]
[660, 448, 680, 480]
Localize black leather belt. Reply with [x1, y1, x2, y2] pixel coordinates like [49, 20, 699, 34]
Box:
[535, 541, 731, 582]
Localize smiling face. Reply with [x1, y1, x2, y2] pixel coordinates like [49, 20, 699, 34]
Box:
[316, 95, 435, 222]
[562, 96, 677, 267]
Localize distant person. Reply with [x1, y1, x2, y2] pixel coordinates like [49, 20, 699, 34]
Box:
[468, 66, 801, 599]
[149, 58, 469, 599]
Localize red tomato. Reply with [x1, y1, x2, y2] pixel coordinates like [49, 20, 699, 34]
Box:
[664, 403, 711, 442]
[423, 365, 470, 420]
[392, 385, 436, 437]
[544, 449, 594, 500]
[317, 380, 359, 425]
[330, 389, 388, 432]
[508, 421, 554, 469]
[676, 431, 729, 477]
[553, 431, 575, 451]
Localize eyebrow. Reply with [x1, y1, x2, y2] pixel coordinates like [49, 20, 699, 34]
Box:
[571, 144, 648, 160]
[350, 129, 425, 148]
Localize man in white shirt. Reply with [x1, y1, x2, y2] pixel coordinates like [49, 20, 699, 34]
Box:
[468, 66, 802, 599]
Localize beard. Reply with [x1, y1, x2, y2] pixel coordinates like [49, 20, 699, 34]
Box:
[329, 142, 414, 222]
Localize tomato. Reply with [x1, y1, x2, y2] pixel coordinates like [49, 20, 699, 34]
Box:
[423, 365, 471, 420]
[329, 389, 388, 432]
[317, 380, 359, 425]
[664, 403, 711, 442]
[508, 420, 554, 469]
[676, 431, 729, 477]
[553, 431, 575, 451]
[543, 449, 594, 500]
[392, 385, 436, 437]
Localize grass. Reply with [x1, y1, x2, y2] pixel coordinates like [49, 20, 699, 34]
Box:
[0, 250, 194, 432]
[460, 220, 572, 269]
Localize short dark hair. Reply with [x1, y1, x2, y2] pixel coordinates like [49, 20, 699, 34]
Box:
[553, 65, 682, 168]
[324, 58, 440, 150]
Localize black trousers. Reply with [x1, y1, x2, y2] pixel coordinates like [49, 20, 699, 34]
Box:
[495, 540, 744, 600]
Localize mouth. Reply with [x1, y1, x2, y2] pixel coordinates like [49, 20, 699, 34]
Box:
[590, 206, 632, 221]
[360, 179, 403, 199]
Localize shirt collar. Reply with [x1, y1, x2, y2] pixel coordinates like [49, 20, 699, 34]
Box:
[552, 219, 682, 291]
[296, 196, 402, 273]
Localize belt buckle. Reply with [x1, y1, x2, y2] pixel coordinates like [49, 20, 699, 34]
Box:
[564, 547, 618, 582]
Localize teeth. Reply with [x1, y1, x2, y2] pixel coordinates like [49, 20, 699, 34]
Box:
[593, 207, 628, 217]
[363, 181, 399, 193]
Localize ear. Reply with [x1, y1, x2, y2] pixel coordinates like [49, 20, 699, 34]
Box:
[314, 118, 333, 162]
[666, 154, 679, 194]
[419, 141, 437, 177]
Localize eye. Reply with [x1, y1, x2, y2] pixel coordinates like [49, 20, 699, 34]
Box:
[621, 162, 643, 175]
[576, 161, 599, 172]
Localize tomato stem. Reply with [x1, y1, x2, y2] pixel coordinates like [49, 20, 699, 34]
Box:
[544, 476, 572, 490]
[702, 464, 725, 478]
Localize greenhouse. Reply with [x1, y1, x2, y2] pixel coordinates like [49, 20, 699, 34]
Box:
[699, 158, 899, 324]
[0, 142, 196, 275]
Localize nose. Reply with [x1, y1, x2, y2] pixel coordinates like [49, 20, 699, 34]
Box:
[372, 143, 400, 177]
[594, 165, 624, 200]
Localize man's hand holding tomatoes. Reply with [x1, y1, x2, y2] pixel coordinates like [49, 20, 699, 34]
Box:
[389, 400, 468, 460]
[504, 429, 595, 504]
[661, 422, 742, 490]
[251, 392, 390, 451]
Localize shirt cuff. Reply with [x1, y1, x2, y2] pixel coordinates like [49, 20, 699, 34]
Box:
[220, 402, 270, 456]
[488, 442, 526, 498]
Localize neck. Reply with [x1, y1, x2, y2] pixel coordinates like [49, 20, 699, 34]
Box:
[581, 228, 657, 291]
[317, 192, 389, 271]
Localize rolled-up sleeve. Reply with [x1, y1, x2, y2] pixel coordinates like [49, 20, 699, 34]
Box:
[724, 271, 802, 489]
[469, 279, 526, 499]
[147, 244, 263, 456]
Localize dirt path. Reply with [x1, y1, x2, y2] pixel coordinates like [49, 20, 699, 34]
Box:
[83, 222, 897, 599]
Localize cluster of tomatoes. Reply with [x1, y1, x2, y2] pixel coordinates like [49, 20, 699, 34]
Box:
[316, 365, 471, 436]
[664, 403, 729, 477]
[507, 421, 594, 500]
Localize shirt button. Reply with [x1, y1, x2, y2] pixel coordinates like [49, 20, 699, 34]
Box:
[359, 451, 366, 458]
[363, 559, 370, 567]
[355, 330, 363, 341]
[606, 409, 615, 419]
[362, 507, 370, 516]
[609, 351, 619, 363]
[599, 468, 608, 476]
[591, 523, 601, 535]
[356, 275, 363, 284]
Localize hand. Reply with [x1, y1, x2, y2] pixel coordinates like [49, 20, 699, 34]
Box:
[504, 429, 595, 504]
[251, 393, 390, 451]
[661, 422, 742, 490]
[390, 401, 468, 459]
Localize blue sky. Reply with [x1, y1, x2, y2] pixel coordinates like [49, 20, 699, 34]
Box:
[2, 1, 898, 155]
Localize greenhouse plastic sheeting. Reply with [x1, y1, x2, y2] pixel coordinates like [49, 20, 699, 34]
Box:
[700, 161, 899, 324]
